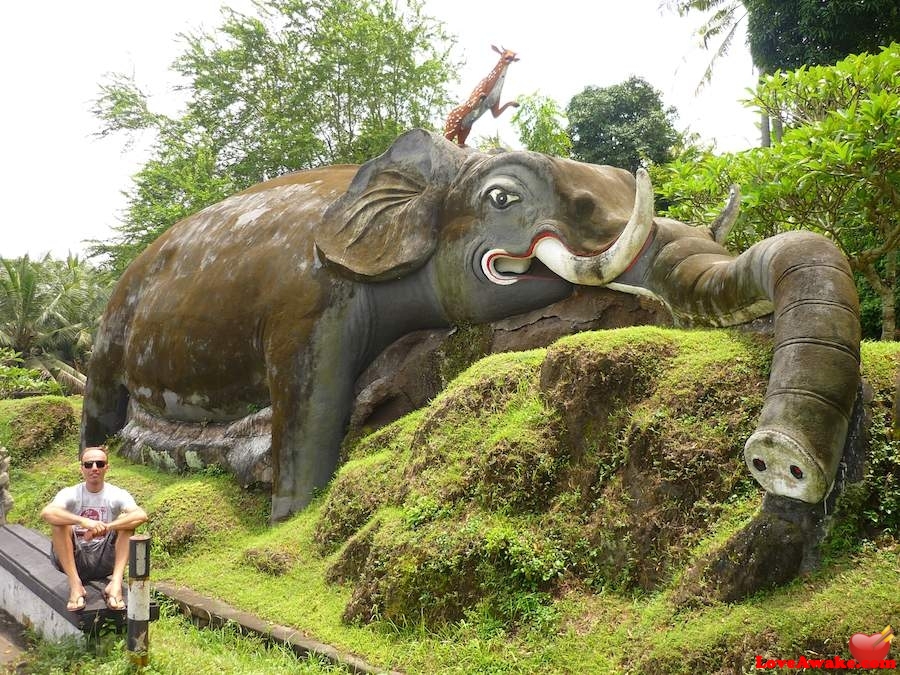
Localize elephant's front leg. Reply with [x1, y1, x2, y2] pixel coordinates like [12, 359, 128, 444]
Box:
[266, 311, 362, 522]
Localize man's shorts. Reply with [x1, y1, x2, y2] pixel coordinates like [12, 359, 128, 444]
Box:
[51, 530, 118, 581]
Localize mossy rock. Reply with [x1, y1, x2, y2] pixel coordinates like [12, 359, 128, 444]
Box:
[242, 545, 298, 576]
[313, 452, 400, 555]
[7, 397, 76, 464]
[145, 479, 252, 558]
[341, 513, 565, 627]
[314, 328, 899, 630]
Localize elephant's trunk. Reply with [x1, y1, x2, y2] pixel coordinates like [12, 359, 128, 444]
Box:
[637, 225, 860, 503]
[540, 200, 861, 503]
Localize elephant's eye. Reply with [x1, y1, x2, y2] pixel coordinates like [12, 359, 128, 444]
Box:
[486, 187, 521, 210]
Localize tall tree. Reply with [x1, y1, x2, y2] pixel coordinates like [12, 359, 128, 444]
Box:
[746, 0, 900, 73]
[667, 0, 900, 145]
[91, 0, 457, 274]
[666, 0, 746, 88]
[566, 77, 680, 172]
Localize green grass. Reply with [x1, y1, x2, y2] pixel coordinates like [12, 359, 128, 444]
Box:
[20, 600, 345, 674]
[5, 329, 900, 673]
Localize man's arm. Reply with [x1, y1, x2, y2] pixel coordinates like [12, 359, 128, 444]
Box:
[106, 505, 148, 532]
[41, 503, 110, 540]
[41, 503, 90, 528]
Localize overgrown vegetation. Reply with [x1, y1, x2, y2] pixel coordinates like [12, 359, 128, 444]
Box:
[0, 348, 61, 399]
[5, 328, 897, 673]
[655, 45, 900, 339]
[316, 329, 774, 628]
[4, 396, 76, 465]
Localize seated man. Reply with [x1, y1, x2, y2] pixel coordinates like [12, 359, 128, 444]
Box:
[41, 446, 148, 611]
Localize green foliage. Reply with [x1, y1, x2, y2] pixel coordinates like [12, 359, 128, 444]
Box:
[242, 545, 299, 576]
[668, 0, 899, 85]
[0, 348, 60, 398]
[0, 255, 112, 391]
[566, 76, 681, 172]
[320, 329, 778, 629]
[655, 45, 900, 338]
[90, 0, 457, 275]
[6, 332, 900, 674]
[144, 478, 268, 564]
[510, 93, 572, 157]
[20, 600, 343, 674]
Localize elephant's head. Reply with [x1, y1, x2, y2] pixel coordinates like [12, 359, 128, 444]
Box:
[318, 129, 654, 323]
[318, 129, 861, 506]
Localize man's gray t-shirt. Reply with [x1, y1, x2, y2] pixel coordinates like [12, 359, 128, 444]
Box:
[50, 483, 137, 548]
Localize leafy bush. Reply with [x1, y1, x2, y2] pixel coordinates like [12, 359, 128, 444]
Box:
[0, 348, 61, 399]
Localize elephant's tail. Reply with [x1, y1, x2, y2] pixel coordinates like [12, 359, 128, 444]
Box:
[643, 226, 861, 503]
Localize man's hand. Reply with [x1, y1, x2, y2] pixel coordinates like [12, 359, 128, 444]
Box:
[80, 518, 108, 541]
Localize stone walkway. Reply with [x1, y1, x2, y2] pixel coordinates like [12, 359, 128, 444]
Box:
[0, 587, 400, 674]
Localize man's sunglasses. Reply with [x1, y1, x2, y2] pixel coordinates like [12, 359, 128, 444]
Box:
[82, 460, 107, 469]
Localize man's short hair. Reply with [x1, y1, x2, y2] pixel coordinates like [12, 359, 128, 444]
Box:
[80, 446, 108, 460]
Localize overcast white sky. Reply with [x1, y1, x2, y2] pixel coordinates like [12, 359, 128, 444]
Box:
[1, 0, 758, 260]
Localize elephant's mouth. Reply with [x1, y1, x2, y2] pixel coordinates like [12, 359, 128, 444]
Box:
[481, 169, 656, 287]
[481, 234, 599, 286]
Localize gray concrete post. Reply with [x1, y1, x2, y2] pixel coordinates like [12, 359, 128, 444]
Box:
[127, 534, 152, 668]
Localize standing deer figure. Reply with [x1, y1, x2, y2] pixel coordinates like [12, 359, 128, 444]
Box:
[444, 45, 520, 146]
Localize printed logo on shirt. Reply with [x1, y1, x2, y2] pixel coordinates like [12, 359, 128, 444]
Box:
[76, 506, 110, 540]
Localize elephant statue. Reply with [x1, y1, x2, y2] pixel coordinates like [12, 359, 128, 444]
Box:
[82, 129, 860, 521]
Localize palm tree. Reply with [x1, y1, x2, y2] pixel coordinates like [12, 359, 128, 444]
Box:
[666, 1, 747, 86]
[664, 0, 781, 146]
[0, 255, 111, 394]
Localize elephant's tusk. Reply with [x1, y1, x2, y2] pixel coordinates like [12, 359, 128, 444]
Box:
[709, 184, 741, 245]
[480, 170, 654, 287]
[531, 169, 655, 286]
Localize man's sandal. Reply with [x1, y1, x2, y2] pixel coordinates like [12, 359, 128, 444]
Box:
[66, 594, 86, 612]
[104, 593, 126, 611]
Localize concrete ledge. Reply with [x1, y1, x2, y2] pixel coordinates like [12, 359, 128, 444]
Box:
[154, 581, 403, 675]
[0, 564, 83, 643]
[0, 525, 157, 639]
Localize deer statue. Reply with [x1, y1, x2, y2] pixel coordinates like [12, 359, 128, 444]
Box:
[444, 45, 520, 146]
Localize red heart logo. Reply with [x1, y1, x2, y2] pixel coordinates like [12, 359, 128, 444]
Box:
[848, 632, 891, 662]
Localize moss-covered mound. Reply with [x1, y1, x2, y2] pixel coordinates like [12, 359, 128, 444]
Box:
[315, 327, 788, 627]
[0, 396, 76, 464]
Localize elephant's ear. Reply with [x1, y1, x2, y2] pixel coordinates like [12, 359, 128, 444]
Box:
[318, 129, 469, 281]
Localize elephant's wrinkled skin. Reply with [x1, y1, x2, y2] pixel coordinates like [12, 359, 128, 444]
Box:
[82, 129, 860, 520]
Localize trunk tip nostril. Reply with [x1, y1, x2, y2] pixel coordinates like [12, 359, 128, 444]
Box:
[752, 458, 767, 472]
[790, 465, 804, 480]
